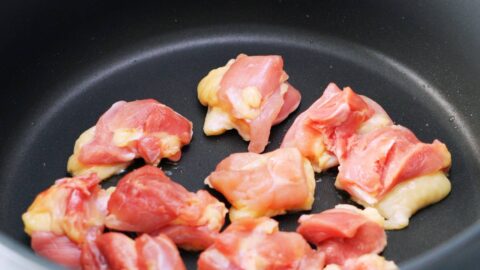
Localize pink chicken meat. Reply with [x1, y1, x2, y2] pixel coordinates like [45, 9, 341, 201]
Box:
[205, 147, 315, 221]
[281, 83, 392, 172]
[105, 165, 227, 251]
[297, 205, 388, 266]
[198, 54, 301, 153]
[68, 99, 193, 180]
[81, 232, 186, 270]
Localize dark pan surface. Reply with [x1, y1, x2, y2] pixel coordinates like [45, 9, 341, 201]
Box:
[1, 1, 480, 269]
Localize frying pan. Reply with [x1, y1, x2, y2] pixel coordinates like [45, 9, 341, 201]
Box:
[1, 0, 480, 269]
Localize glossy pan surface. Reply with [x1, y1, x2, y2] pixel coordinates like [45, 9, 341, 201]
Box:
[0, 1, 479, 269]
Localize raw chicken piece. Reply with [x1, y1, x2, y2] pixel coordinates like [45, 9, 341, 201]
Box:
[68, 99, 193, 180]
[205, 147, 315, 221]
[281, 83, 392, 172]
[81, 232, 185, 270]
[22, 173, 112, 268]
[198, 217, 325, 270]
[198, 54, 301, 153]
[105, 165, 227, 250]
[336, 125, 451, 229]
[297, 205, 387, 266]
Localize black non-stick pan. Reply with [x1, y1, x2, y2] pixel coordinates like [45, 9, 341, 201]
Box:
[1, 1, 480, 269]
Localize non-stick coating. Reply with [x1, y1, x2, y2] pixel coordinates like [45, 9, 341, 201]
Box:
[1, 1, 480, 269]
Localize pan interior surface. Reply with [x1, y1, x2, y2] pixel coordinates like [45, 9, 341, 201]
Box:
[1, 27, 479, 269]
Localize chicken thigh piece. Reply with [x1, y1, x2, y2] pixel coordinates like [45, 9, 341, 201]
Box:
[198, 54, 301, 153]
[336, 125, 451, 229]
[68, 99, 193, 180]
[205, 147, 315, 221]
[281, 83, 392, 172]
[105, 165, 227, 250]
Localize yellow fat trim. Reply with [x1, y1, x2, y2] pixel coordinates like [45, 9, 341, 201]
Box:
[112, 128, 143, 147]
[67, 127, 130, 180]
[68, 155, 129, 180]
[229, 207, 286, 222]
[324, 254, 398, 270]
[155, 132, 182, 158]
[232, 87, 261, 120]
[201, 202, 228, 230]
[242, 86, 262, 109]
[203, 107, 235, 136]
[299, 160, 315, 210]
[357, 114, 392, 135]
[352, 254, 399, 270]
[171, 199, 227, 231]
[310, 138, 338, 173]
[22, 212, 52, 236]
[22, 187, 66, 236]
[197, 59, 234, 106]
[353, 172, 451, 230]
[198, 58, 256, 140]
[334, 204, 385, 227]
[376, 172, 451, 230]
